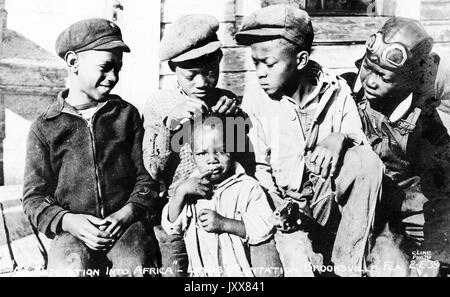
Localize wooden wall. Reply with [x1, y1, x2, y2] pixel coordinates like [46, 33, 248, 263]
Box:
[421, 0, 450, 58]
[159, 0, 390, 97]
[159, 0, 450, 98]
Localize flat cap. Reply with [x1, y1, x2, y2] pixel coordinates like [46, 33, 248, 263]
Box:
[159, 14, 222, 62]
[235, 5, 314, 48]
[55, 18, 130, 59]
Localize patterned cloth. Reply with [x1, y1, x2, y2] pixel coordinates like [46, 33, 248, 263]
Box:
[142, 86, 237, 193]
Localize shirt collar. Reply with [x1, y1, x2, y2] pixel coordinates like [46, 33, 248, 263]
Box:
[42, 89, 121, 120]
[388, 93, 413, 124]
[363, 93, 414, 124]
[280, 61, 331, 108]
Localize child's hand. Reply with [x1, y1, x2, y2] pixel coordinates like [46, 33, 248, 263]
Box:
[175, 171, 213, 199]
[197, 209, 225, 233]
[306, 133, 348, 179]
[166, 98, 208, 129]
[211, 94, 239, 115]
[62, 213, 114, 251]
[99, 204, 136, 241]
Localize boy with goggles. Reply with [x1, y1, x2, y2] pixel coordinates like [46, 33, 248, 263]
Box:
[348, 17, 450, 276]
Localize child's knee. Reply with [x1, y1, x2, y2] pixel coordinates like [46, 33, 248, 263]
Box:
[343, 146, 384, 179]
[48, 233, 98, 273]
[108, 221, 161, 275]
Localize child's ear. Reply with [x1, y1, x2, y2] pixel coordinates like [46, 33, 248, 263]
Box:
[65, 51, 79, 73]
[296, 51, 309, 71]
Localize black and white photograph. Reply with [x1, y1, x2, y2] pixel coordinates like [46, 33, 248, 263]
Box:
[0, 0, 449, 282]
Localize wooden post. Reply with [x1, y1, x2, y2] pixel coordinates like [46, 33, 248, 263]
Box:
[0, 0, 7, 186]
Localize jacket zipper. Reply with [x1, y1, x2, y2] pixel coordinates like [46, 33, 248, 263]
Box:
[86, 116, 105, 218]
[61, 102, 109, 218]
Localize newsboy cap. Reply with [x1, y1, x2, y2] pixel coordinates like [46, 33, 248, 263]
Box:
[159, 14, 222, 62]
[55, 18, 130, 59]
[235, 5, 314, 48]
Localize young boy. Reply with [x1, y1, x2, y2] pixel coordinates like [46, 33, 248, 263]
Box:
[22, 18, 160, 277]
[235, 5, 384, 277]
[161, 114, 280, 277]
[349, 17, 450, 276]
[142, 14, 250, 276]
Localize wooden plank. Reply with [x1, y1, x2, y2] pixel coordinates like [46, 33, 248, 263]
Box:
[0, 202, 16, 273]
[235, 0, 262, 17]
[312, 16, 390, 43]
[421, 0, 450, 21]
[162, 21, 238, 48]
[0, 185, 48, 272]
[432, 42, 450, 56]
[311, 44, 365, 69]
[163, 16, 390, 46]
[162, 0, 236, 23]
[0, 60, 67, 95]
[423, 20, 450, 43]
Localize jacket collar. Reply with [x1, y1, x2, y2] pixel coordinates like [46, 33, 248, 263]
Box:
[280, 61, 334, 108]
[42, 89, 68, 120]
[42, 89, 123, 120]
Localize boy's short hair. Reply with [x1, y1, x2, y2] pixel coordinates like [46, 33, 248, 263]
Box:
[55, 18, 130, 59]
[235, 5, 314, 54]
[190, 113, 251, 156]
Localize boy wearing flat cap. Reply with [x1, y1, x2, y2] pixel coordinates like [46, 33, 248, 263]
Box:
[23, 18, 160, 276]
[142, 14, 254, 277]
[236, 5, 384, 277]
[348, 17, 450, 276]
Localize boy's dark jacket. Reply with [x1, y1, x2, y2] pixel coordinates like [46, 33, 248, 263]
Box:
[23, 90, 160, 239]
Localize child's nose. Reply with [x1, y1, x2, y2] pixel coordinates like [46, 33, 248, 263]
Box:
[206, 152, 219, 163]
[106, 69, 119, 83]
[194, 74, 208, 89]
[256, 64, 268, 79]
[366, 73, 379, 89]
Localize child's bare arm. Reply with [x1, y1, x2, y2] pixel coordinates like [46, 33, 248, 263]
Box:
[168, 171, 213, 222]
[198, 209, 246, 239]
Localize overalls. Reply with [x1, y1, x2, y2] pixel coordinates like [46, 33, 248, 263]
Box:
[356, 97, 449, 246]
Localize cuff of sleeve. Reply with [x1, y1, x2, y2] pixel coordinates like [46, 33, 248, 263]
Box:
[126, 202, 152, 221]
[49, 210, 70, 236]
[161, 204, 184, 235]
[241, 213, 273, 245]
[162, 116, 182, 132]
[127, 184, 160, 214]
[38, 205, 70, 239]
[346, 133, 365, 146]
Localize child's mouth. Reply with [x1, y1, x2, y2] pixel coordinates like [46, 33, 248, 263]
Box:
[208, 165, 222, 175]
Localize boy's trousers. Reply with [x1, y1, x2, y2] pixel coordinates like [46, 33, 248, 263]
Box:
[272, 146, 384, 277]
[48, 221, 160, 277]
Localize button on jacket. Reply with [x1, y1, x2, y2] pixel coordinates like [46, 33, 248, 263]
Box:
[23, 89, 160, 239]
